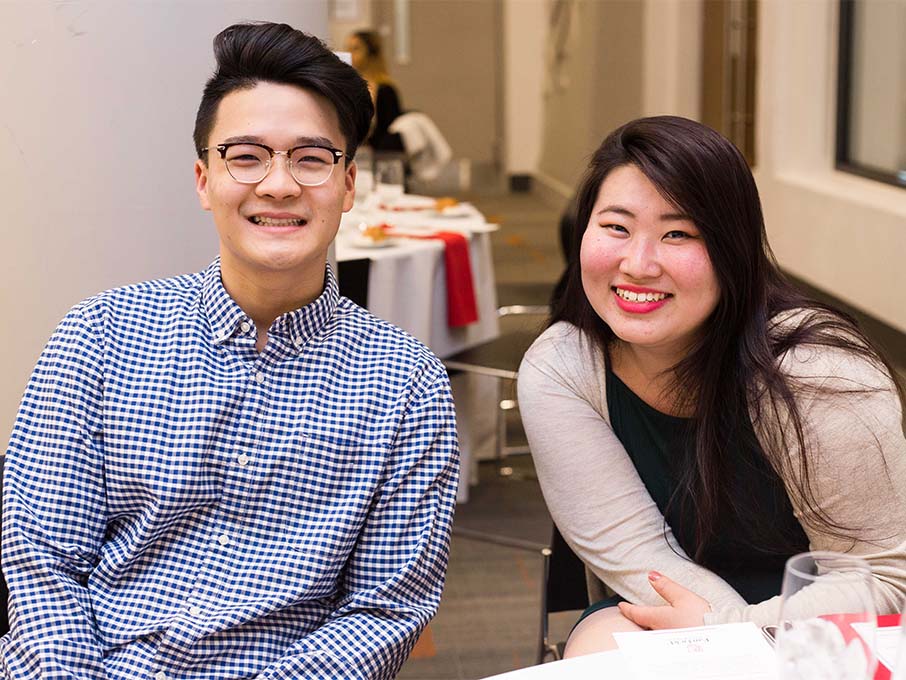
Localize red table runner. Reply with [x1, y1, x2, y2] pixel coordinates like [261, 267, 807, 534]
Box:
[387, 229, 479, 328]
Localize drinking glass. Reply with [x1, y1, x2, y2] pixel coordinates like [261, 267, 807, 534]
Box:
[353, 147, 374, 208]
[375, 157, 405, 203]
[775, 551, 877, 680]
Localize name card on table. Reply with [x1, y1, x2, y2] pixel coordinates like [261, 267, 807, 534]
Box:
[614, 622, 777, 680]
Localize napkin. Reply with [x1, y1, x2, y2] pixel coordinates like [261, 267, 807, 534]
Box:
[825, 613, 902, 680]
[389, 229, 479, 327]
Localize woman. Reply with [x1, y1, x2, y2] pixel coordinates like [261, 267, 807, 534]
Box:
[345, 30, 405, 153]
[518, 116, 906, 656]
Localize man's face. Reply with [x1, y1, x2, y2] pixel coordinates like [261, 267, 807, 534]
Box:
[195, 82, 355, 287]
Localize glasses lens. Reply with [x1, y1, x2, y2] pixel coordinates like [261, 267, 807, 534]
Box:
[223, 145, 270, 183]
[290, 146, 336, 186]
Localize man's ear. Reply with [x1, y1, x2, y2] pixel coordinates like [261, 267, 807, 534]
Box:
[195, 159, 212, 211]
[342, 159, 357, 213]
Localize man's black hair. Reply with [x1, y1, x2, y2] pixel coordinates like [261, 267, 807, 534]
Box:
[194, 22, 374, 160]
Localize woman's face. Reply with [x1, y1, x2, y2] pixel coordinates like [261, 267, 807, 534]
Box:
[580, 164, 720, 362]
[345, 35, 368, 72]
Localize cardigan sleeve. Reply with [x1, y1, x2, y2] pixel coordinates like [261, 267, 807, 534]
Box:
[520, 323, 906, 628]
[518, 322, 747, 613]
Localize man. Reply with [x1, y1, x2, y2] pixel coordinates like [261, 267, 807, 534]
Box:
[1, 22, 459, 679]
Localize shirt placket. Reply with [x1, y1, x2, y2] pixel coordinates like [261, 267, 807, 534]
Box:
[151, 344, 272, 678]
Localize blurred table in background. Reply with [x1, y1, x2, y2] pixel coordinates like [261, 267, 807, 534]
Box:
[335, 197, 501, 503]
[335, 200, 499, 357]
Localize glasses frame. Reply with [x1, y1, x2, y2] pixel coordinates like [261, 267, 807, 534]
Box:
[202, 142, 351, 187]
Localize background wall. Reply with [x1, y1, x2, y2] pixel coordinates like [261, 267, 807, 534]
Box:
[503, 0, 546, 177]
[371, 0, 502, 169]
[755, 0, 906, 333]
[535, 0, 645, 198]
[642, 0, 702, 119]
[534, 0, 702, 202]
[0, 0, 328, 442]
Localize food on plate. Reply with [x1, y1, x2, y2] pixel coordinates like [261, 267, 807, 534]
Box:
[360, 223, 390, 242]
[434, 197, 459, 211]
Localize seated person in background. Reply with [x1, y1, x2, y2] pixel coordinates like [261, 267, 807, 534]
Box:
[1, 21, 459, 679]
[518, 116, 906, 656]
[345, 30, 406, 153]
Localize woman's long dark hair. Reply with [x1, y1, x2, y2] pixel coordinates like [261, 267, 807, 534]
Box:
[552, 116, 904, 559]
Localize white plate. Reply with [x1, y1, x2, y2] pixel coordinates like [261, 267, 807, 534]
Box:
[351, 235, 400, 249]
[379, 195, 437, 211]
[434, 205, 473, 218]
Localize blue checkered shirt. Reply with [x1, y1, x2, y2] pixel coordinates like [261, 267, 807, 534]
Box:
[1, 259, 459, 680]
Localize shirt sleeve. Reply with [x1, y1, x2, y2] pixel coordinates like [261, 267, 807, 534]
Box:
[517, 324, 747, 615]
[255, 363, 460, 680]
[2, 305, 109, 679]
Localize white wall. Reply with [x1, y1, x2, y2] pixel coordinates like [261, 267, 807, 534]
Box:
[756, 0, 906, 334]
[503, 0, 546, 176]
[327, 0, 373, 50]
[642, 0, 702, 119]
[0, 0, 328, 442]
[534, 0, 703, 202]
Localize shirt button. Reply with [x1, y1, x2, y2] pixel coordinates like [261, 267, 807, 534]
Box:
[189, 605, 202, 617]
[237, 453, 250, 466]
[254, 372, 265, 384]
[154, 672, 168, 680]
[218, 533, 231, 546]
[240, 321, 251, 333]
[293, 336, 303, 348]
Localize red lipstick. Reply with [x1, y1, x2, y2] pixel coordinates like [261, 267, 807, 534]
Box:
[612, 285, 671, 314]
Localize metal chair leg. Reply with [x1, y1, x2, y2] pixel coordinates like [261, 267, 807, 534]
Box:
[495, 378, 515, 476]
[536, 547, 552, 665]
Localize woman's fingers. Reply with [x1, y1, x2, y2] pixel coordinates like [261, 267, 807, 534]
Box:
[616, 572, 711, 630]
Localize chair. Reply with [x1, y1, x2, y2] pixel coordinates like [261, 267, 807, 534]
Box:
[443, 305, 549, 476]
[388, 111, 453, 183]
[537, 524, 589, 664]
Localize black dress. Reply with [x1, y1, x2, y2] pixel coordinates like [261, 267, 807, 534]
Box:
[577, 368, 809, 621]
[367, 83, 405, 153]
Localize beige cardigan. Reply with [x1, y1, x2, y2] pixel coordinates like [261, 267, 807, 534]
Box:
[518, 321, 906, 626]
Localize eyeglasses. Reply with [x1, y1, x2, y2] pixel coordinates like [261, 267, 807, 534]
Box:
[202, 142, 350, 186]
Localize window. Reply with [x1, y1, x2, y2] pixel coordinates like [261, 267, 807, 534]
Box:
[836, 0, 906, 187]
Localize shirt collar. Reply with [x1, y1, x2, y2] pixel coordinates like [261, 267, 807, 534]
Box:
[202, 258, 339, 350]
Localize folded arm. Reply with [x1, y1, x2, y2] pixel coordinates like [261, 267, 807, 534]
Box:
[521, 326, 906, 628]
[517, 325, 746, 615]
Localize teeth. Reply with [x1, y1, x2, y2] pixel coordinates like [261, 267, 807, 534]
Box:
[252, 216, 303, 226]
[615, 287, 668, 303]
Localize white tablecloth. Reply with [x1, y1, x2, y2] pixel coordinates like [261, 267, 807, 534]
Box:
[336, 201, 499, 358]
[335, 199, 501, 503]
[480, 650, 628, 680]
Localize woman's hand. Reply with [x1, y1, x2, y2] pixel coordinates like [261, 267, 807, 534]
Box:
[617, 571, 711, 630]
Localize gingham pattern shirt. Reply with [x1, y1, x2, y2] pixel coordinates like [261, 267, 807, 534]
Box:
[1, 259, 459, 680]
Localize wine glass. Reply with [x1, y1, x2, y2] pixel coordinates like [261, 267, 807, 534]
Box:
[375, 157, 405, 204]
[353, 146, 374, 209]
[775, 551, 877, 680]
